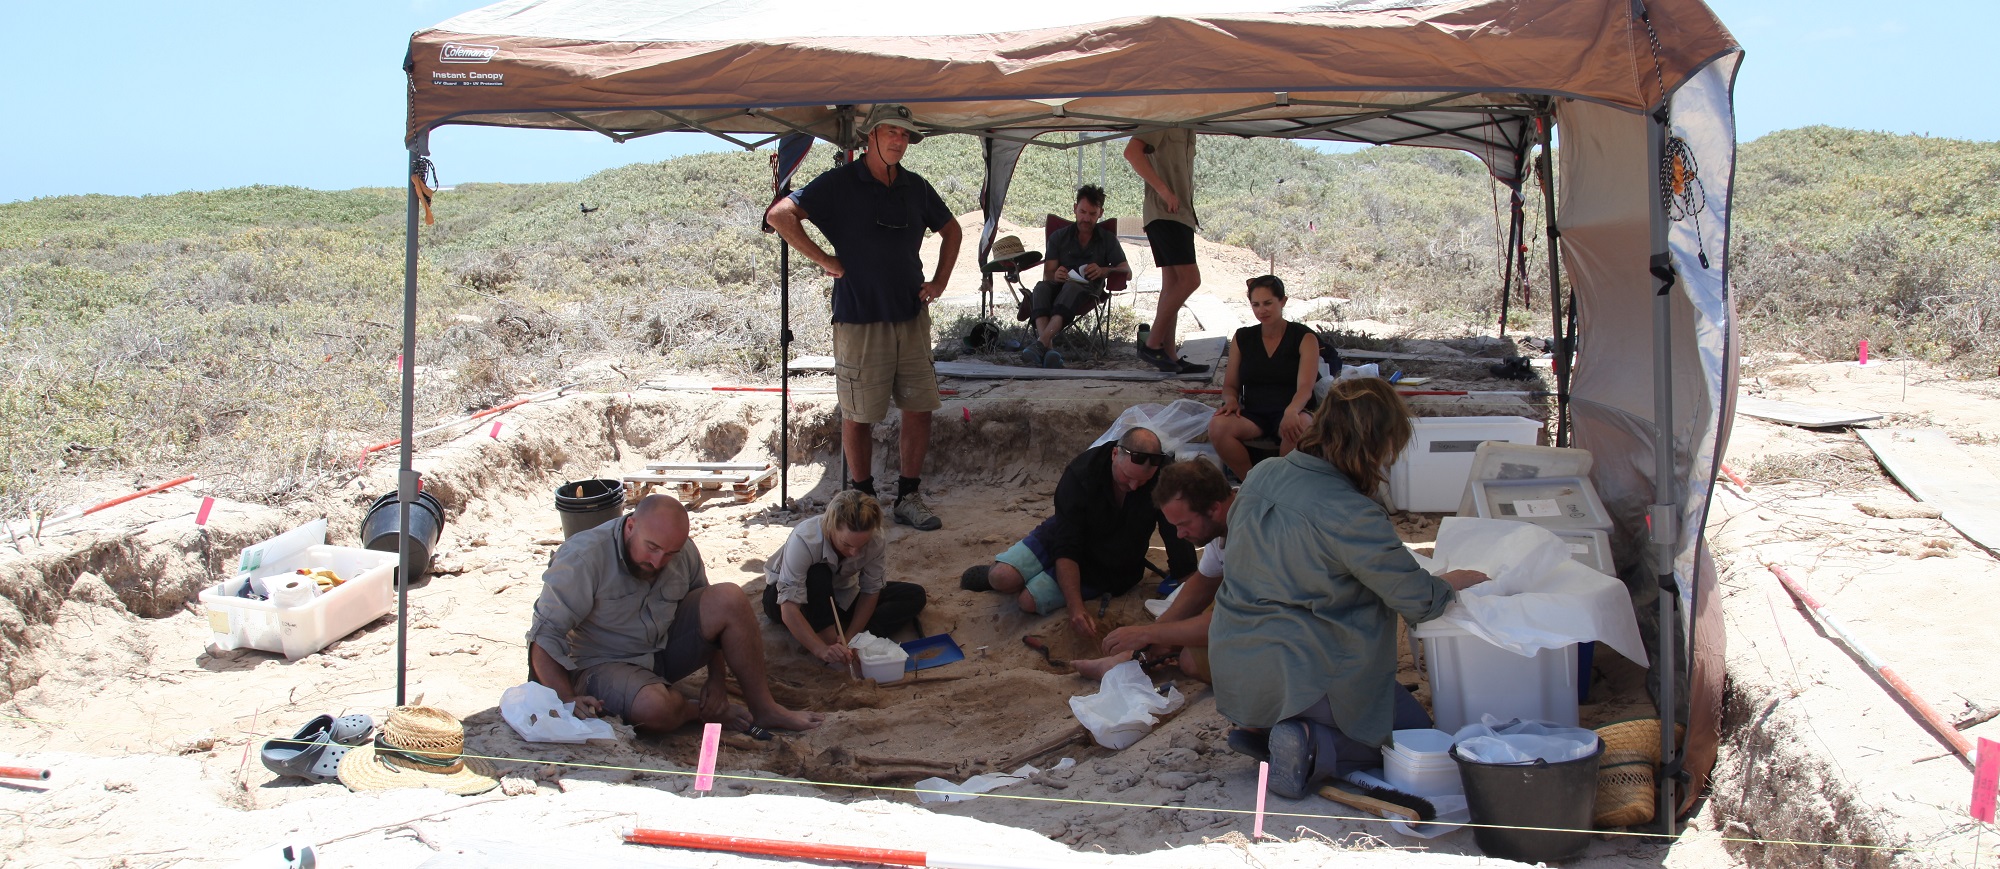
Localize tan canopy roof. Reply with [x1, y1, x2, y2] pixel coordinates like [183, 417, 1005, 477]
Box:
[405, 0, 1737, 160]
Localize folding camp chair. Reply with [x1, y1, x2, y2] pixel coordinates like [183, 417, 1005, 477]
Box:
[1042, 215, 1128, 352]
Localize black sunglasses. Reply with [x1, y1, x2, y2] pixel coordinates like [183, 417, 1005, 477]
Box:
[1121, 447, 1171, 467]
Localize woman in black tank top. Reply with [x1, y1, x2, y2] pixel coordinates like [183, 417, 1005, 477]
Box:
[1209, 275, 1321, 481]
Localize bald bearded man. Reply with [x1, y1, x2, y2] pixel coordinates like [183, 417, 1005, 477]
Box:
[527, 495, 821, 734]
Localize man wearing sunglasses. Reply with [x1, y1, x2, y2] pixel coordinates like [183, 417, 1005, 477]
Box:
[767, 103, 962, 532]
[959, 427, 1197, 641]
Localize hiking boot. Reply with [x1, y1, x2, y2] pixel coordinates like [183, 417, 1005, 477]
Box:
[893, 493, 943, 531]
[1043, 349, 1066, 369]
[1020, 342, 1045, 366]
[1174, 357, 1210, 375]
[960, 565, 993, 592]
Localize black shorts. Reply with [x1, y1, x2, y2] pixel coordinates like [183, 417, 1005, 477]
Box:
[1245, 396, 1318, 440]
[1144, 220, 1198, 268]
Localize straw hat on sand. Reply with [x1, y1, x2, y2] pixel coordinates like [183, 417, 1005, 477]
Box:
[337, 705, 498, 795]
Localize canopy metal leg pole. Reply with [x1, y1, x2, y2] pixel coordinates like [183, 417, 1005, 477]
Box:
[1647, 110, 1681, 837]
[780, 241, 791, 508]
[1534, 116, 1572, 446]
[395, 150, 422, 708]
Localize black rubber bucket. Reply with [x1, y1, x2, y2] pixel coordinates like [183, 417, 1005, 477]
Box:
[360, 491, 446, 585]
[1453, 738, 1604, 864]
[555, 479, 625, 539]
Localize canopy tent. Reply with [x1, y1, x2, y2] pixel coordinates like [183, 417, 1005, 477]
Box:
[397, 0, 1742, 830]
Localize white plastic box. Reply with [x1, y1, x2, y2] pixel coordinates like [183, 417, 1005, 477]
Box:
[1388, 417, 1543, 512]
[1551, 528, 1615, 575]
[1410, 620, 1578, 733]
[1384, 728, 1463, 798]
[201, 544, 397, 660]
[858, 645, 908, 684]
[1469, 476, 1612, 531]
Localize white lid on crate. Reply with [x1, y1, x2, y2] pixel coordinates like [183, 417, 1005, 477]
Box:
[1454, 442, 1594, 516]
[1469, 476, 1612, 531]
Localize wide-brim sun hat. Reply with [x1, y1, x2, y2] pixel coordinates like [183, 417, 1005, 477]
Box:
[337, 705, 499, 796]
[863, 103, 923, 143]
[989, 234, 1027, 262]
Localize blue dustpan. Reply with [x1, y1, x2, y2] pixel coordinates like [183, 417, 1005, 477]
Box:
[901, 634, 965, 671]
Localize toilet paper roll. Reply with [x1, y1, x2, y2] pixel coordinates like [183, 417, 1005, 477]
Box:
[269, 578, 319, 608]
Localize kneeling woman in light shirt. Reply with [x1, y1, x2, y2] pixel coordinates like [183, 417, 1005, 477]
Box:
[1209, 377, 1491, 798]
[762, 490, 928, 670]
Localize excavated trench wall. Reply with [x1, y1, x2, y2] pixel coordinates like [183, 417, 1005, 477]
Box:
[0, 391, 1132, 704]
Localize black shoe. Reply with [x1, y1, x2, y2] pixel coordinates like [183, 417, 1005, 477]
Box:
[1174, 357, 1210, 375]
[1137, 342, 1178, 372]
[960, 565, 993, 592]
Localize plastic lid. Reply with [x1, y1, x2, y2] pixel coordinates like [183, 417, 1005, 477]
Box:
[1390, 728, 1455, 756]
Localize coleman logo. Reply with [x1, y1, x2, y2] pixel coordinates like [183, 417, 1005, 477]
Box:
[440, 43, 498, 63]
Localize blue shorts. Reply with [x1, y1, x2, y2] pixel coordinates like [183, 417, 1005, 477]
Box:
[994, 536, 1107, 613]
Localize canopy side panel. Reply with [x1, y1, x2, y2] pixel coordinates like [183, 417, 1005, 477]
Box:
[1554, 98, 1691, 715]
[1662, 49, 1743, 813]
[405, 0, 1738, 144]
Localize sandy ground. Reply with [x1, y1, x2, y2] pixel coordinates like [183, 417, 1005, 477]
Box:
[4, 297, 1995, 864]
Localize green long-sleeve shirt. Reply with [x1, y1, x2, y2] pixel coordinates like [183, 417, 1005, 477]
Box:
[1210, 450, 1456, 747]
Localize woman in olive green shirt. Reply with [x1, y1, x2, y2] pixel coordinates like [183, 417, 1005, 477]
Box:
[1209, 377, 1491, 799]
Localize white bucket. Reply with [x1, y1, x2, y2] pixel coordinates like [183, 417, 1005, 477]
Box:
[1385, 728, 1463, 798]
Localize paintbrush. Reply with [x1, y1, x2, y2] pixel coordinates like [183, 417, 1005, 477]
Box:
[829, 605, 860, 680]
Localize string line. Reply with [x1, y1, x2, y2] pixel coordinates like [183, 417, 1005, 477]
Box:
[0, 714, 1932, 854]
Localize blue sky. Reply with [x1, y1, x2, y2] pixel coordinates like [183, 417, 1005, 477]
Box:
[0, 0, 1992, 203]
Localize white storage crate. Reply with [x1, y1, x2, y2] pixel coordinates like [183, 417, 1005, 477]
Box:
[1551, 528, 1615, 576]
[1410, 619, 1578, 733]
[1388, 417, 1543, 513]
[1469, 476, 1612, 531]
[201, 543, 397, 660]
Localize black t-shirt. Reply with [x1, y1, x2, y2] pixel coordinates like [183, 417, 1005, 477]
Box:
[790, 158, 953, 324]
[1234, 321, 1315, 411]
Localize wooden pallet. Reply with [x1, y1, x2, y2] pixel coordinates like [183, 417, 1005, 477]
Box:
[624, 462, 777, 505]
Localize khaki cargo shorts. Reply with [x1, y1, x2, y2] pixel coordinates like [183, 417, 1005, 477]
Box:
[831, 310, 941, 424]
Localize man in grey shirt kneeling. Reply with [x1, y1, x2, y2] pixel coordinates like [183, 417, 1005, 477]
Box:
[527, 495, 822, 734]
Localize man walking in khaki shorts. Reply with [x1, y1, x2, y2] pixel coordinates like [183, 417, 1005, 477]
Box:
[767, 104, 962, 530]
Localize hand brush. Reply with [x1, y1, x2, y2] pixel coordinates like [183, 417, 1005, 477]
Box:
[1316, 779, 1437, 823]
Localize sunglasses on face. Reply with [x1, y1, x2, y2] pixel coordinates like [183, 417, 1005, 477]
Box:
[1121, 447, 1171, 467]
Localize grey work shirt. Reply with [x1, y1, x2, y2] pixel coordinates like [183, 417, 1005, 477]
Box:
[1209, 450, 1456, 747]
[764, 514, 886, 610]
[1136, 128, 1198, 230]
[526, 517, 709, 671]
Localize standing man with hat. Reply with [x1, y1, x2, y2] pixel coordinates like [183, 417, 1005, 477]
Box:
[767, 104, 961, 531]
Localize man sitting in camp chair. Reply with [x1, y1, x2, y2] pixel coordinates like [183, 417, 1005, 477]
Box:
[1021, 184, 1130, 369]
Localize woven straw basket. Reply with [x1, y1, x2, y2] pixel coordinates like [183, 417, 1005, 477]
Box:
[1591, 718, 1682, 828]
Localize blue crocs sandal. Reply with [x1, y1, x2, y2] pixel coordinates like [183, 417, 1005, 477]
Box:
[260, 714, 373, 783]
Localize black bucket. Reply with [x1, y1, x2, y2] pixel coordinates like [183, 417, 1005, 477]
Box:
[361, 490, 446, 585]
[555, 478, 626, 539]
[1453, 738, 1604, 864]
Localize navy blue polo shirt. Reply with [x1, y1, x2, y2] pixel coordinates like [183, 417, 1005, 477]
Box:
[791, 158, 953, 325]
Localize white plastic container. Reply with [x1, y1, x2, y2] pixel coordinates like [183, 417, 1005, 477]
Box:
[1551, 528, 1615, 576]
[1410, 619, 1578, 733]
[1389, 417, 1543, 512]
[1384, 728, 1463, 798]
[201, 544, 397, 660]
[857, 644, 909, 684]
[1469, 476, 1612, 531]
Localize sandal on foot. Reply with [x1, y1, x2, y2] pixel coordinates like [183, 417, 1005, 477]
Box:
[1226, 727, 1270, 762]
